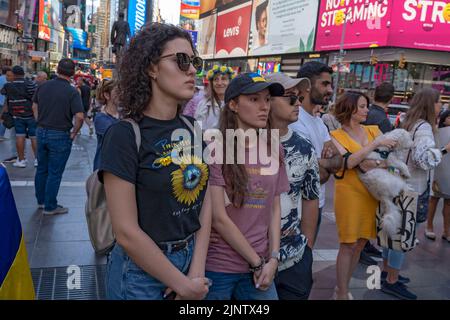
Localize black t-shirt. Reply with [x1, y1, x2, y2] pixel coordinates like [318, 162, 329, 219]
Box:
[79, 84, 91, 112]
[33, 77, 84, 131]
[98, 115, 209, 243]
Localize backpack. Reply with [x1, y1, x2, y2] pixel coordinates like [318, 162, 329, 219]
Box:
[85, 118, 141, 255]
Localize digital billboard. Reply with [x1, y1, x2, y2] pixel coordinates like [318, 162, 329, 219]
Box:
[214, 1, 252, 58]
[388, 0, 450, 51]
[315, 0, 392, 51]
[248, 0, 319, 56]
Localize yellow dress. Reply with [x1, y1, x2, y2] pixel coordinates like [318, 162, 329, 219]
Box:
[330, 125, 381, 244]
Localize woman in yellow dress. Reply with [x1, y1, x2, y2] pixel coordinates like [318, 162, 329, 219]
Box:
[330, 91, 398, 299]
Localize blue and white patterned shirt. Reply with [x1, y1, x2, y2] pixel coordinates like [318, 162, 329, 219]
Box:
[279, 129, 320, 271]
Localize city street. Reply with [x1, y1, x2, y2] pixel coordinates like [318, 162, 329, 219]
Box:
[1, 126, 449, 300]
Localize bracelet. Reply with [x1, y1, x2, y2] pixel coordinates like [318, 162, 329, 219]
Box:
[249, 257, 265, 273]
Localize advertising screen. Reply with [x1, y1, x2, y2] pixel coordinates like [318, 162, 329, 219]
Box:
[200, 0, 249, 17]
[38, 0, 51, 41]
[315, 0, 392, 51]
[214, 1, 252, 58]
[388, 0, 450, 52]
[181, 0, 200, 19]
[249, 0, 319, 56]
[198, 13, 217, 59]
[0, 0, 23, 27]
[128, 0, 146, 36]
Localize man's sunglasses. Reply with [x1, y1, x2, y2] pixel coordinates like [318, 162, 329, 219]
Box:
[283, 95, 304, 106]
[159, 52, 203, 72]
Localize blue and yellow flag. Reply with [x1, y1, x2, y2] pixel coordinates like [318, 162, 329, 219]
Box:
[0, 165, 35, 300]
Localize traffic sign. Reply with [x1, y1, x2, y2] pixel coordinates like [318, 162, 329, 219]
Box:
[17, 36, 33, 44]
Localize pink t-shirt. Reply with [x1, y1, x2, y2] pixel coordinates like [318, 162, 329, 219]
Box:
[206, 148, 290, 273]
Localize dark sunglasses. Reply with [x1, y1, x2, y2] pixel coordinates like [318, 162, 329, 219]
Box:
[159, 52, 203, 72]
[283, 95, 304, 106]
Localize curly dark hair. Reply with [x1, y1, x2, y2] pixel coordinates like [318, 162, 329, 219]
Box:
[118, 23, 195, 121]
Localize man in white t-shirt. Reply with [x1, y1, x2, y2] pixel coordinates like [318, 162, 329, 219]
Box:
[290, 61, 342, 240]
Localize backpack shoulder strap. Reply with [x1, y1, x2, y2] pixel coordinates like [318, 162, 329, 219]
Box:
[179, 114, 196, 136]
[123, 118, 141, 151]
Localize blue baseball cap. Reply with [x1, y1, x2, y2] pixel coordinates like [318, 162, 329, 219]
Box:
[224, 73, 285, 104]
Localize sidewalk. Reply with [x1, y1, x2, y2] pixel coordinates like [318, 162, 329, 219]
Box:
[1, 127, 449, 300]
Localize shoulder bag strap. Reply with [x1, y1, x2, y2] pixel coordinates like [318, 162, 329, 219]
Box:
[334, 151, 352, 180]
[406, 121, 426, 165]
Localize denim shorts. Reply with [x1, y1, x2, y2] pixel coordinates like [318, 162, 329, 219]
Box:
[205, 271, 278, 300]
[14, 117, 37, 137]
[106, 239, 194, 300]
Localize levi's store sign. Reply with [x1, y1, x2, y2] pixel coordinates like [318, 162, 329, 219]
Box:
[214, 1, 252, 58]
[388, 0, 450, 51]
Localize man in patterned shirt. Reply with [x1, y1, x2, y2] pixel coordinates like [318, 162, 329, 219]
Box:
[266, 73, 320, 300]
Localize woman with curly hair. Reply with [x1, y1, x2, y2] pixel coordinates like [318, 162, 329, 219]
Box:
[183, 65, 234, 130]
[98, 23, 212, 300]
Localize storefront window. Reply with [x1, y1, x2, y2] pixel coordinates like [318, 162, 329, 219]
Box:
[432, 66, 450, 96]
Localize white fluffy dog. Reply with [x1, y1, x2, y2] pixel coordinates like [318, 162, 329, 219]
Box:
[358, 129, 413, 237]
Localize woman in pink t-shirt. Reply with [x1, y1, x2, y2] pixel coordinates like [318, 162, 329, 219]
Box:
[205, 73, 289, 300]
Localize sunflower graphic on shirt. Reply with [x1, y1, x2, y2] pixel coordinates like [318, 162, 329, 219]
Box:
[171, 155, 209, 205]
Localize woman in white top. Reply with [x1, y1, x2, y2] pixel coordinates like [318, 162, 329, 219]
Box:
[194, 65, 235, 130]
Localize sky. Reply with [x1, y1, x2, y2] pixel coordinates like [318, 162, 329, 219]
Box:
[85, 0, 181, 25]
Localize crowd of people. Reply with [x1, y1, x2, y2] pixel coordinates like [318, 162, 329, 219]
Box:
[1, 22, 449, 301]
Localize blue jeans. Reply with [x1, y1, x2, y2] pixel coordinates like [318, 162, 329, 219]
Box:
[382, 248, 405, 270]
[106, 240, 194, 300]
[275, 246, 313, 300]
[35, 128, 72, 211]
[205, 271, 278, 300]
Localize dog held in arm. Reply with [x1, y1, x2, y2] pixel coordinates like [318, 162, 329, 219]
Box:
[358, 129, 413, 236]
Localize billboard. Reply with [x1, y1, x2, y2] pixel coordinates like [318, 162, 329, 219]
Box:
[128, 0, 146, 36]
[66, 26, 88, 50]
[214, 1, 252, 58]
[315, 0, 392, 51]
[388, 0, 450, 52]
[181, 0, 200, 19]
[0, 0, 23, 27]
[200, 0, 249, 17]
[180, 0, 199, 34]
[198, 13, 217, 58]
[38, 0, 51, 40]
[248, 0, 319, 56]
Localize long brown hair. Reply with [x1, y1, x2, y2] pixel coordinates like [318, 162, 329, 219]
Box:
[401, 87, 440, 133]
[219, 98, 280, 208]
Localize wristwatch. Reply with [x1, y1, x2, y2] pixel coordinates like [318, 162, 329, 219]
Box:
[270, 250, 280, 262]
[442, 148, 448, 156]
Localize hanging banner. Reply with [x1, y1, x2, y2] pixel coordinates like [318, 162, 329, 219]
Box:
[214, 1, 252, 58]
[315, 0, 392, 51]
[249, 0, 319, 56]
[128, 0, 147, 36]
[388, 0, 450, 52]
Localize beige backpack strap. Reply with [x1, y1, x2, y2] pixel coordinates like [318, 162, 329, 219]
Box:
[123, 118, 141, 151]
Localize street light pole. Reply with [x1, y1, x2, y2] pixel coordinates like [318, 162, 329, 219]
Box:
[332, 13, 348, 103]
